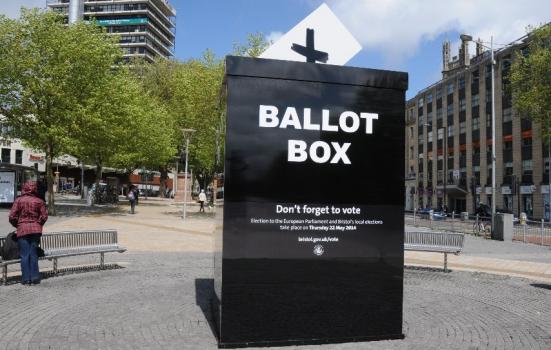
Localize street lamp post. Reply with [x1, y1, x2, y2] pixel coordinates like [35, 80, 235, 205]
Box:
[182, 129, 195, 220]
[464, 34, 497, 230]
[173, 156, 179, 197]
[490, 36, 496, 232]
[81, 160, 85, 199]
[543, 137, 551, 222]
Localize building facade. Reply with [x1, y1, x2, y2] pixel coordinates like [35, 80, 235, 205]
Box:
[47, 0, 176, 62]
[0, 138, 46, 172]
[405, 31, 550, 220]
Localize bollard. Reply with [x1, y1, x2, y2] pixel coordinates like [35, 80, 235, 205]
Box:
[413, 208, 416, 226]
[475, 214, 479, 236]
[541, 219, 545, 246]
[523, 224, 526, 243]
[451, 211, 455, 232]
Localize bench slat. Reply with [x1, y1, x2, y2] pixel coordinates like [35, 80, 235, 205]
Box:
[1, 230, 125, 284]
[404, 231, 464, 272]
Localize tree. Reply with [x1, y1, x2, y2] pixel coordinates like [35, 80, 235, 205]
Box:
[133, 33, 271, 195]
[71, 64, 178, 201]
[510, 24, 551, 141]
[131, 58, 181, 196]
[0, 9, 121, 214]
[232, 32, 271, 58]
[134, 53, 224, 193]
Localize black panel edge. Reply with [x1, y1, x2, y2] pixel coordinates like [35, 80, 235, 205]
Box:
[218, 333, 405, 348]
[225, 56, 408, 91]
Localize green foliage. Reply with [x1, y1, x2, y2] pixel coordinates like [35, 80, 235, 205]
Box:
[0, 9, 121, 154]
[232, 32, 271, 57]
[71, 67, 176, 172]
[134, 53, 225, 177]
[510, 24, 551, 142]
[0, 6, 276, 207]
[0, 8, 122, 213]
[131, 32, 270, 182]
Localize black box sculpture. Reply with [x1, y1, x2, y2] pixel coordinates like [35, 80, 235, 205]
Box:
[214, 56, 408, 348]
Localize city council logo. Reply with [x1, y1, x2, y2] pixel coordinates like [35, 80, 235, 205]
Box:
[313, 244, 324, 256]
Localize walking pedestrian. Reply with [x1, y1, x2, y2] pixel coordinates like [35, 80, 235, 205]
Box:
[198, 189, 206, 213]
[128, 185, 137, 214]
[8, 181, 48, 285]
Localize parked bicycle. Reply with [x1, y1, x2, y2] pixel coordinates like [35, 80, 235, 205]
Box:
[89, 183, 119, 205]
[472, 217, 491, 237]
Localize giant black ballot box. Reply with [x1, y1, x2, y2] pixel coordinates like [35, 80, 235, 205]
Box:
[214, 56, 408, 348]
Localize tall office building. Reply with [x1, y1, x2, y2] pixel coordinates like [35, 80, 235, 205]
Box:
[47, 0, 176, 62]
[405, 27, 550, 220]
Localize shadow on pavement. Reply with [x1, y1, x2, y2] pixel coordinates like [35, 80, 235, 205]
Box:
[195, 278, 219, 341]
[1, 263, 124, 286]
[531, 283, 551, 290]
[405, 265, 450, 273]
[54, 204, 126, 217]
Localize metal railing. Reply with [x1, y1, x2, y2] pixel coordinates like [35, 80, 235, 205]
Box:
[406, 210, 489, 237]
[513, 219, 551, 246]
[405, 210, 551, 245]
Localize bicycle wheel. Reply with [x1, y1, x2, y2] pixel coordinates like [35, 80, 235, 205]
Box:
[484, 224, 492, 237]
[472, 222, 480, 236]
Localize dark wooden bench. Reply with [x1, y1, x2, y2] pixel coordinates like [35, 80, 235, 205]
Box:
[405, 231, 465, 272]
[0, 229, 126, 284]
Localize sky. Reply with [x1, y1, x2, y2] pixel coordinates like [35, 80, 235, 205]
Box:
[2, 0, 550, 99]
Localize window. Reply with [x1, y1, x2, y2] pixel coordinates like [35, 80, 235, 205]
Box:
[437, 128, 444, 140]
[472, 94, 479, 107]
[503, 108, 512, 122]
[504, 162, 513, 176]
[427, 111, 433, 122]
[1, 148, 10, 163]
[522, 159, 533, 174]
[447, 103, 454, 116]
[418, 97, 424, 106]
[502, 57, 511, 73]
[523, 137, 532, 147]
[427, 93, 433, 103]
[447, 82, 454, 94]
[419, 115, 424, 125]
[428, 131, 433, 143]
[459, 121, 466, 134]
[504, 141, 513, 150]
[106, 25, 147, 34]
[436, 86, 443, 99]
[448, 127, 454, 137]
[472, 117, 480, 130]
[485, 64, 492, 77]
[436, 108, 443, 120]
[459, 76, 465, 89]
[486, 91, 492, 103]
[459, 98, 466, 111]
[15, 150, 22, 164]
[486, 114, 492, 128]
[410, 147, 414, 159]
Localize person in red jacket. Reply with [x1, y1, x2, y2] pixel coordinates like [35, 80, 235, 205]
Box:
[9, 181, 48, 285]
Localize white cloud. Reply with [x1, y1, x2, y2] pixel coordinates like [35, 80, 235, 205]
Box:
[266, 31, 284, 44]
[0, 0, 46, 19]
[326, 0, 550, 65]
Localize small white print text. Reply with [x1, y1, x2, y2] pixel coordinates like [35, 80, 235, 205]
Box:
[298, 236, 339, 243]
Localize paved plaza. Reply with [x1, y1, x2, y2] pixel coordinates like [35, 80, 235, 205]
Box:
[0, 197, 550, 349]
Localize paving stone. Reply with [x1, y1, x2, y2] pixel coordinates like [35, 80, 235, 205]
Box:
[0, 252, 549, 350]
